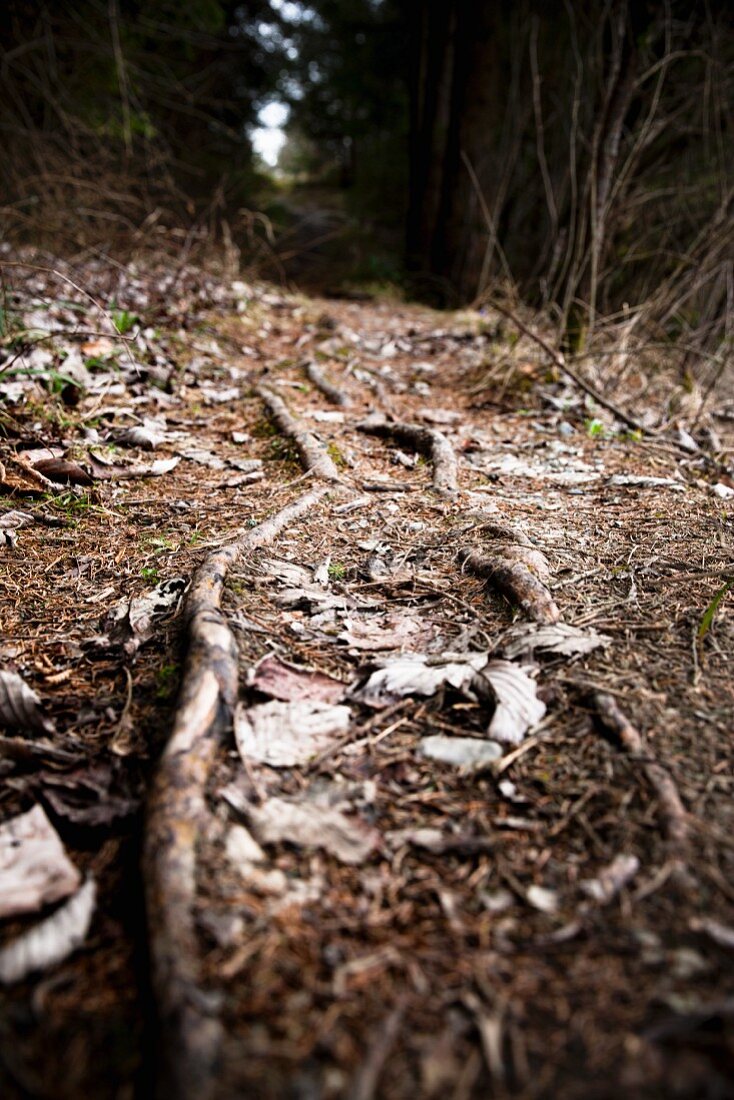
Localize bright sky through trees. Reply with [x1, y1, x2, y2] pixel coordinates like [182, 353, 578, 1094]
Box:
[251, 101, 289, 166]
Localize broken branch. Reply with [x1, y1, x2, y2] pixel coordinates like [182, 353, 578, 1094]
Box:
[458, 535, 560, 624]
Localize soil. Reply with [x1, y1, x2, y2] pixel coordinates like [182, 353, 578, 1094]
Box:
[0, 253, 733, 1099]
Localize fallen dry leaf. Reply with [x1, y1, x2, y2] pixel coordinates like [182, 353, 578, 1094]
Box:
[690, 917, 734, 950]
[474, 660, 546, 743]
[104, 577, 186, 656]
[0, 805, 81, 919]
[114, 422, 167, 449]
[500, 622, 611, 659]
[234, 700, 351, 767]
[39, 764, 139, 827]
[354, 652, 488, 707]
[581, 854, 640, 905]
[526, 884, 558, 913]
[338, 612, 429, 651]
[0, 877, 96, 985]
[248, 654, 346, 703]
[0, 670, 56, 735]
[419, 735, 502, 768]
[607, 474, 684, 491]
[247, 796, 379, 864]
[259, 558, 313, 587]
[33, 457, 94, 487]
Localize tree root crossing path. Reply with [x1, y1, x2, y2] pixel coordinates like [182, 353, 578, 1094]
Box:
[0, 270, 732, 1100]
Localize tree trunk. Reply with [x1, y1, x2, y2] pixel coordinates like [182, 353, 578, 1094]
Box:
[405, 1, 506, 304]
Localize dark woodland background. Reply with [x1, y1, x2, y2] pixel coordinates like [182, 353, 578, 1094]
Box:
[1, 0, 732, 353]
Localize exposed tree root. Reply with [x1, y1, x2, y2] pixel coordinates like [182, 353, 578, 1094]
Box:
[356, 415, 458, 495]
[304, 359, 351, 406]
[458, 525, 560, 623]
[257, 383, 342, 481]
[591, 691, 689, 850]
[145, 486, 330, 1098]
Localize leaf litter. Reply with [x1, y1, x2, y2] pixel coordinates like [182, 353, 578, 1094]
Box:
[0, 670, 56, 735]
[234, 700, 351, 767]
[0, 804, 81, 918]
[0, 877, 96, 985]
[101, 577, 186, 655]
[247, 653, 346, 703]
[3, 251, 734, 1098]
[246, 797, 380, 865]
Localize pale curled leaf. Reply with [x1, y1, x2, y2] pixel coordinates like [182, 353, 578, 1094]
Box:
[225, 825, 288, 895]
[419, 735, 502, 769]
[607, 474, 684, 491]
[0, 670, 56, 735]
[338, 613, 429, 652]
[114, 423, 167, 449]
[474, 661, 546, 744]
[501, 622, 611, 659]
[690, 917, 734, 949]
[148, 456, 181, 477]
[247, 797, 379, 864]
[0, 878, 96, 985]
[0, 510, 36, 531]
[0, 805, 81, 919]
[386, 827, 445, 852]
[234, 700, 351, 767]
[354, 652, 488, 708]
[259, 557, 314, 587]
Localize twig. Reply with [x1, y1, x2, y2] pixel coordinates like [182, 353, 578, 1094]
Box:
[351, 1000, 407, 1100]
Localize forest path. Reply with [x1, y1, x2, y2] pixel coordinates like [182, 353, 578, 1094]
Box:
[0, 264, 733, 1099]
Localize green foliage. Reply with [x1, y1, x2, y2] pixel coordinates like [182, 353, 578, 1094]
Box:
[155, 663, 179, 701]
[112, 310, 137, 335]
[697, 581, 731, 643]
[326, 441, 346, 467]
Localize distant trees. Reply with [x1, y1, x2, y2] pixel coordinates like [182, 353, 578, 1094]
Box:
[404, 0, 733, 350]
[270, 0, 409, 218]
[3, 0, 731, 353]
[0, 0, 274, 240]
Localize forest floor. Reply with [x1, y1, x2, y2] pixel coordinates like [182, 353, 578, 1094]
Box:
[0, 250, 733, 1100]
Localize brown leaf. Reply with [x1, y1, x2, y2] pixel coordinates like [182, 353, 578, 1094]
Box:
[33, 458, 93, 487]
[39, 764, 139, 827]
[0, 670, 56, 735]
[249, 654, 346, 703]
[0, 805, 81, 919]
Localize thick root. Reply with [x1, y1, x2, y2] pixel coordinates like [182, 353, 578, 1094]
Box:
[145, 486, 330, 1098]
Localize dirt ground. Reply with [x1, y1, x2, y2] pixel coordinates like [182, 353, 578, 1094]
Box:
[0, 253, 733, 1099]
